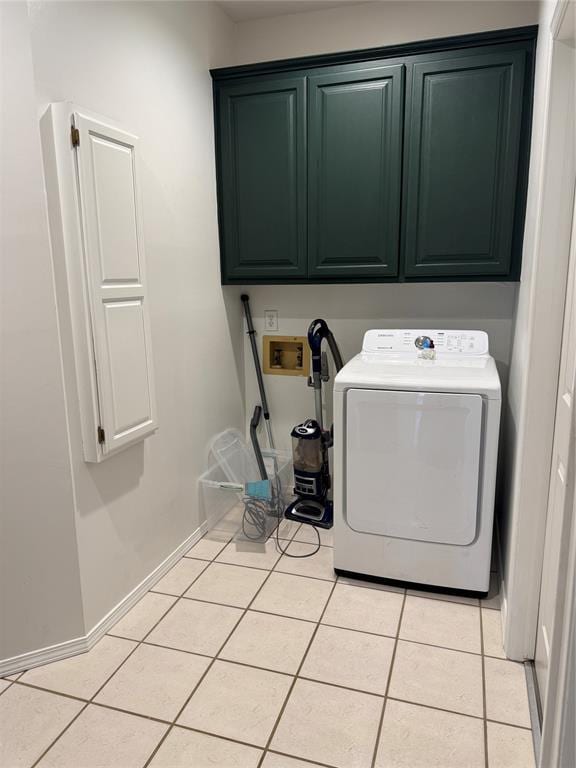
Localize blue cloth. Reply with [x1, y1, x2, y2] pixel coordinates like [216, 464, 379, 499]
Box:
[245, 480, 271, 500]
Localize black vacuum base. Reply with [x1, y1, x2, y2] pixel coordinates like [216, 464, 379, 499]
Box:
[285, 499, 333, 529]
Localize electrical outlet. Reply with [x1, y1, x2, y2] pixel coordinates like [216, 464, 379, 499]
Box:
[264, 309, 279, 332]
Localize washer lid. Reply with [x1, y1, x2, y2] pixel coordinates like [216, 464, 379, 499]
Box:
[335, 330, 501, 399]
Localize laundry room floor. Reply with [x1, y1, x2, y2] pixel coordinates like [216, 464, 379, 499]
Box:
[1, 514, 536, 768]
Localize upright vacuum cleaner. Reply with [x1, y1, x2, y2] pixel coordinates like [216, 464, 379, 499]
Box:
[285, 319, 343, 529]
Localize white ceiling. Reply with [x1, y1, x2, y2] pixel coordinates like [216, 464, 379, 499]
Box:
[218, 0, 372, 23]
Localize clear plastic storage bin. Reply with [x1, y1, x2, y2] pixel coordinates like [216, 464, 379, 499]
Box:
[198, 429, 293, 543]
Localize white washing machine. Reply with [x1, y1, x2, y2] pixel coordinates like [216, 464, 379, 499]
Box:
[333, 329, 501, 593]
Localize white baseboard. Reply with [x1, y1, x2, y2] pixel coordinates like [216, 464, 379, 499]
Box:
[0, 522, 207, 678]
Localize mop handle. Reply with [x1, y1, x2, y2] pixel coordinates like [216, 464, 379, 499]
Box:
[250, 406, 268, 481]
[241, 294, 275, 450]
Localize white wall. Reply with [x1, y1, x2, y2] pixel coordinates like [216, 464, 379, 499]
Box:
[0, 3, 84, 660]
[243, 284, 518, 452]
[0, 1, 246, 662]
[234, 0, 539, 63]
[27, 0, 245, 631]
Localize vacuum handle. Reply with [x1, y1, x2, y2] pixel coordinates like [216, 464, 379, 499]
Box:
[249, 405, 268, 481]
[308, 319, 344, 377]
[326, 331, 344, 373]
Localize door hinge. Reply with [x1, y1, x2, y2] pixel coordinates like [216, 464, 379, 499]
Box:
[97, 426, 105, 445]
[71, 125, 80, 147]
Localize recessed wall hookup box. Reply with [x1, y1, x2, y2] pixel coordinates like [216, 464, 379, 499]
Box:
[263, 336, 310, 377]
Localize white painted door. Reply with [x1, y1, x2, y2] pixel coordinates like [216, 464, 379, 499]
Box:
[535, 189, 576, 707]
[74, 112, 157, 456]
[346, 388, 482, 544]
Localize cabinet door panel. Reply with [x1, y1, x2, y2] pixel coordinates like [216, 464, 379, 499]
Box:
[218, 77, 306, 280]
[308, 65, 404, 278]
[403, 50, 526, 277]
[74, 112, 157, 458]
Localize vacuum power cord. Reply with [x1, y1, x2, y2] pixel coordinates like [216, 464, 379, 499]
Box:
[274, 493, 321, 559]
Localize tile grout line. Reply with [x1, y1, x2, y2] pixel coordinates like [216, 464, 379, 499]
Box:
[14, 656, 535, 737]
[0, 680, 14, 698]
[13, 524, 511, 767]
[266, 748, 336, 768]
[365, 630, 487, 658]
[10, 525, 285, 765]
[254, 575, 341, 768]
[111, 604, 510, 661]
[138, 531, 275, 765]
[27, 532, 238, 768]
[383, 695, 535, 732]
[141, 531, 292, 767]
[479, 601, 490, 768]
[14, 663, 534, 737]
[16, 556, 526, 766]
[370, 589, 408, 768]
[13, 680, 92, 704]
[187, 551, 501, 612]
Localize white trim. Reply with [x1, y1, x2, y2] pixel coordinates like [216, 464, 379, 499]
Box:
[540, 493, 576, 767]
[550, 0, 571, 39]
[0, 523, 206, 678]
[502, 0, 576, 661]
[41, 102, 102, 463]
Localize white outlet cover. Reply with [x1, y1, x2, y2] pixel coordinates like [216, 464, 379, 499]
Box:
[264, 309, 278, 331]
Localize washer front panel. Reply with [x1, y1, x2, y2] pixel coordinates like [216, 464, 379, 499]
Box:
[345, 388, 482, 545]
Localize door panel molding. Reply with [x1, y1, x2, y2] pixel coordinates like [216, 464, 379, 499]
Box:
[41, 103, 158, 462]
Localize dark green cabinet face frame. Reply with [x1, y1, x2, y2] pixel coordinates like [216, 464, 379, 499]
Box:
[212, 27, 536, 284]
[308, 64, 404, 279]
[217, 77, 307, 279]
[403, 50, 526, 277]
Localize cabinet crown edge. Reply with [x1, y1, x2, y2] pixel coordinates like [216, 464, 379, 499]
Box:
[210, 24, 538, 81]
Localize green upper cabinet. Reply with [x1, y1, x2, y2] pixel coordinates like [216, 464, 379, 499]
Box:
[308, 65, 404, 279]
[216, 76, 307, 280]
[403, 49, 526, 277]
[212, 29, 535, 284]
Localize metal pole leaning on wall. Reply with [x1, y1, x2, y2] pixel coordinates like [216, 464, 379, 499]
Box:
[241, 294, 275, 450]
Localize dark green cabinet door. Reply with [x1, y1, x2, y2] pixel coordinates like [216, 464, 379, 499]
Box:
[403, 50, 526, 277]
[308, 65, 404, 279]
[217, 77, 306, 281]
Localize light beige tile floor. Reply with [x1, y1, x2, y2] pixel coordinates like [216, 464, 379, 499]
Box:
[219, 610, 316, 674]
[37, 705, 167, 768]
[109, 592, 177, 641]
[274, 541, 337, 581]
[184, 561, 268, 607]
[20, 635, 137, 698]
[400, 594, 481, 653]
[1, 523, 535, 768]
[389, 639, 484, 717]
[150, 557, 208, 597]
[376, 698, 485, 768]
[148, 726, 262, 768]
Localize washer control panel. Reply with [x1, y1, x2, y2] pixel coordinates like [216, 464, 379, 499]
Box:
[362, 329, 489, 356]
